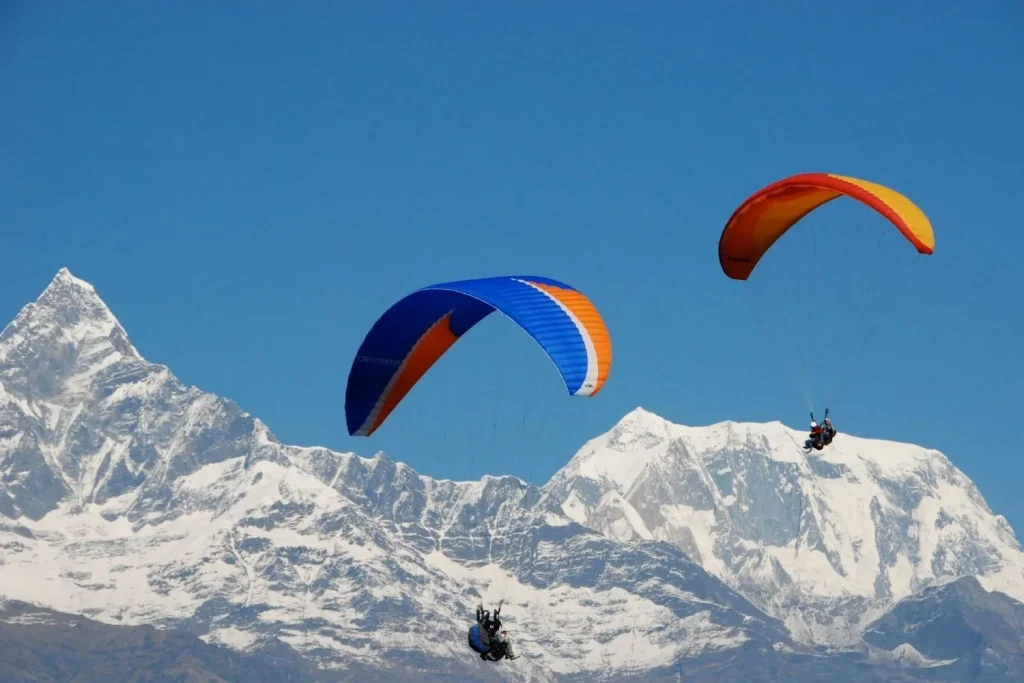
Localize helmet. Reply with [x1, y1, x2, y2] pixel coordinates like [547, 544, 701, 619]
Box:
[824, 418, 831, 424]
[810, 421, 817, 428]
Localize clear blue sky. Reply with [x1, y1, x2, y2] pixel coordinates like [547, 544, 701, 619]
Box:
[2, 3, 1022, 526]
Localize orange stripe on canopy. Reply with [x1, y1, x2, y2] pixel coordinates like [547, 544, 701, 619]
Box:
[528, 281, 612, 395]
[367, 312, 459, 435]
[718, 173, 935, 281]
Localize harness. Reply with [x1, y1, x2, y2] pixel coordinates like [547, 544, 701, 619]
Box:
[468, 624, 489, 654]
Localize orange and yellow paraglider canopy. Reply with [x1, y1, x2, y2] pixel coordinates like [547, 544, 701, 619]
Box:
[718, 173, 934, 280]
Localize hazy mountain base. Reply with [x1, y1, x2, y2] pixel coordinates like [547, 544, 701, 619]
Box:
[0, 599, 512, 683]
[0, 599, 328, 683]
[0, 599, 970, 683]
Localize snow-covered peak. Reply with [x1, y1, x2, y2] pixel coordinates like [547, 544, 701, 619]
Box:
[558, 413, 798, 498]
[562, 410, 959, 494]
[13, 268, 132, 344]
[0, 267, 140, 373]
[546, 408, 1024, 646]
[607, 405, 673, 442]
[51, 266, 96, 292]
[0, 270, 255, 519]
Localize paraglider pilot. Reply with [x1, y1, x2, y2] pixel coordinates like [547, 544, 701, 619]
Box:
[805, 410, 836, 451]
[468, 600, 518, 661]
[822, 416, 836, 445]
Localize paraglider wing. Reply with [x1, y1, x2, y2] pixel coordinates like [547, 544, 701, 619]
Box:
[345, 276, 612, 437]
[718, 173, 935, 280]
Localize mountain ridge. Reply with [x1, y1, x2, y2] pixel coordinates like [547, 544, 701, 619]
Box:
[545, 405, 1024, 646]
[0, 270, 794, 681]
[2, 268, 1023, 681]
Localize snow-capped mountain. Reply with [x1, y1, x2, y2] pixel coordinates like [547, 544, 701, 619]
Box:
[0, 269, 800, 682]
[2, 268, 1022, 682]
[544, 407, 1024, 645]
